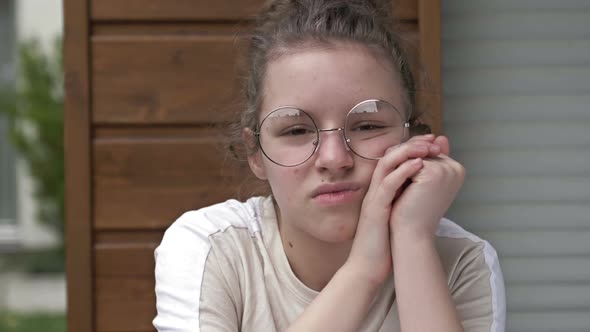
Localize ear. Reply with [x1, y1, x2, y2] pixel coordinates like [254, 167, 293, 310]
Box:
[243, 128, 268, 180]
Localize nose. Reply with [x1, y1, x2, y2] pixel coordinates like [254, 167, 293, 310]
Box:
[314, 128, 354, 171]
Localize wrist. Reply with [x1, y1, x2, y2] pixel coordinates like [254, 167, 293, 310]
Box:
[391, 224, 436, 252]
[339, 261, 386, 295]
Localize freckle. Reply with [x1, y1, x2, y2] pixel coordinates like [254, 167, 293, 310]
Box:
[288, 242, 294, 248]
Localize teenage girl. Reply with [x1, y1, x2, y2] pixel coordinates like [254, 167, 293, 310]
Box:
[154, 1, 506, 331]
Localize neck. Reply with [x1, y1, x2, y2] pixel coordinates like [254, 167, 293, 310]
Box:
[278, 216, 353, 291]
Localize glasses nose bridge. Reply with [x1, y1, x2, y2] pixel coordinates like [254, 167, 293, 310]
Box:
[315, 126, 351, 150]
[318, 126, 344, 134]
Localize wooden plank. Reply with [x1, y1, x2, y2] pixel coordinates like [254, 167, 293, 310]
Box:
[64, 0, 93, 331]
[92, 22, 251, 36]
[394, 0, 418, 21]
[93, 127, 268, 230]
[417, 0, 442, 134]
[92, 35, 245, 125]
[95, 230, 164, 243]
[94, 233, 162, 331]
[91, 0, 417, 21]
[92, 26, 419, 125]
[95, 242, 158, 277]
[91, 0, 265, 21]
[95, 277, 156, 332]
[92, 21, 416, 37]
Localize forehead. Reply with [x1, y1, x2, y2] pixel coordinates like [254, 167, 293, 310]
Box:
[261, 42, 405, 119]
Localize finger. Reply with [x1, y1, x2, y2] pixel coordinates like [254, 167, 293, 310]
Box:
[372, 142, 430, 185]
[358, 159, 423, 246]
[411, 156, 466, 189]
[375, 141, 440, 184]
[407, 135, 441, 155]
[407, 134, 435, 143]
[433, 135, 450, 155]
[371, 158, 424, 208]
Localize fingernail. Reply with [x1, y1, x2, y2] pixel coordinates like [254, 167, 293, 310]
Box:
[430, 144, 441, 153]
[411, 158, 423, 164]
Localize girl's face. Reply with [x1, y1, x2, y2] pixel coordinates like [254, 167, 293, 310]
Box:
[248, 42, 406, 244]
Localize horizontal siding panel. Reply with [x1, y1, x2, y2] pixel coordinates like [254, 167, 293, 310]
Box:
[507, 284, 590, 311]
[443, 0, 590, 13]
[442, 3, 590, 331]
[455, 177, 590, 203]
[476, 230, 590, 256]
[445, 122, 590, 149]
[443, 13, 590, 40]
[506, 311, 590, 332]
[447, 203, 590, 230]
[443, 67, 590, 96]
[449, 149, 590, 176]
[443, 95, 590, 122]
[501, 257, 590, 283]
[443, 40, 590, 68]
[92, 36, 243, 124]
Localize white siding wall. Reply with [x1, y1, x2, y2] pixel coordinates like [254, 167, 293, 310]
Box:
[442, 1, 590, 331]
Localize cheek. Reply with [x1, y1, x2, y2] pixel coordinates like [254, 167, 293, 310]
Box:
[358, 159, 378, 175]
[265, 165, 307, 198]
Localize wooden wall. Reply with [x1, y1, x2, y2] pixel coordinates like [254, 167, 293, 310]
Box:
[64, 1, 441, 331]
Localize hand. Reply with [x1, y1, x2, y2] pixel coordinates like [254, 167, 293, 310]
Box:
[389, 136, 465, 240]
[345, 135, 442, 285]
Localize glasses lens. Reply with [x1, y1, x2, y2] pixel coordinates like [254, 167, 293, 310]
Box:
[345, 100, 406, 159]
[258, 107, 318, 166]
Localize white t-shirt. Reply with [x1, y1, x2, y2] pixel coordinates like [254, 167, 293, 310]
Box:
[153, 196, 506, 331]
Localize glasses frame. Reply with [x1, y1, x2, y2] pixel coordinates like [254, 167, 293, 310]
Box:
[254, 99, 410, 167]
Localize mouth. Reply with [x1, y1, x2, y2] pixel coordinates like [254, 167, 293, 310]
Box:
[311, 183, 362, 205]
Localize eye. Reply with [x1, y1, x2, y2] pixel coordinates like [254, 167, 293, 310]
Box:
[281, 126, 315, 136]
[351, 123, 386, 131]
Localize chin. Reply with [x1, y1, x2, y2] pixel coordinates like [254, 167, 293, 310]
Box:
[315, 216, 359, 243]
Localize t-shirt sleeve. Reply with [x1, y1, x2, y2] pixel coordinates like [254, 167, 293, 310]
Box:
[450, 240, 506, 332]
[153, 214, 240, 332]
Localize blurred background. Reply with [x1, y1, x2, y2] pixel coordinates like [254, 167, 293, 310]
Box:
[0, 0, 65, 331]
[1, 1, 589, 332]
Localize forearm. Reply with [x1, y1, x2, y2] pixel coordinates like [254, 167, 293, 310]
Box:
[285, 263, 380, 332]
[392, 231, 463, 332]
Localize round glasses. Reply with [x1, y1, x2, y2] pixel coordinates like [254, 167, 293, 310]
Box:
[255, 99, 409, 167]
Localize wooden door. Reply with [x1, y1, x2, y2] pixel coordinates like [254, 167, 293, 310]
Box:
[64, 1, 441, 331]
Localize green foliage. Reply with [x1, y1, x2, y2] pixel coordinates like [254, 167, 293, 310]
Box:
[0, 312, 66, 332]
[0, 38, 64, 245]
[0, 247, 65, 274]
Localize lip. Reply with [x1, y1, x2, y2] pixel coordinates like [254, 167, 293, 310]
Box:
[311, 182, 362, 205]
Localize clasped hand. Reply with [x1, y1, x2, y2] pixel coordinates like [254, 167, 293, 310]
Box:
[346, 134, 465, 286]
